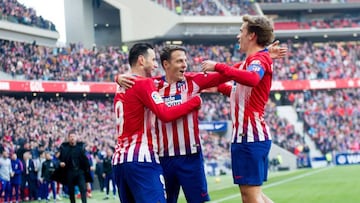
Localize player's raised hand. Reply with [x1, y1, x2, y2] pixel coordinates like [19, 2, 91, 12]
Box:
[268, 40, 288, 59]
[115, 74, 136, 89]
[201, 60, 217, 73]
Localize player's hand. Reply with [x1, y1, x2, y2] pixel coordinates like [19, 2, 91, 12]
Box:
[201, 60, 217, 73]
[193, 95, 202, 110]
[60, 162, 65, 167]
[268, 40, 287, 59]
[197, 95, 202, 110]
[115, 74, 135, 89]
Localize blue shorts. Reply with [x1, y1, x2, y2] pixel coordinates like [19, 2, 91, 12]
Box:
[231, 140, 271, 186]
[160, 153, 210, 203]
[113, 162, 166, 203]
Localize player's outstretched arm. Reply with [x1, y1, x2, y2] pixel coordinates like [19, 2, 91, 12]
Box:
[202, 61, 261, 87]
[201, 40, 285, 74]
[139, 79, 201, 122]
[191, 72, 231, 91]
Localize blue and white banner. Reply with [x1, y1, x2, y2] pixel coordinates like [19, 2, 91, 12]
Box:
[199, 121, 227, 132]
[335, 153, 360, 165]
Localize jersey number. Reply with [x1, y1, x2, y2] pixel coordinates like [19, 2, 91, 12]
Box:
[115, 101, 124, 135]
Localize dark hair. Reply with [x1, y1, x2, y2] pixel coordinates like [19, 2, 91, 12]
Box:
[160, 45, 187, 68]
[68, 129, 76, 136]
[128, 43, 154, 67]
[242, 15, 274, 47]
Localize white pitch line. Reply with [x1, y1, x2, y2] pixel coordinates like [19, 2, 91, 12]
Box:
[209, 167, 331, 203]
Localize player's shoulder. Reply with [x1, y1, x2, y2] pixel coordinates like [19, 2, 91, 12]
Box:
[132, 76, 154, 86]
[184, 72, 202, 80]
[248, 50, 272, 66]
[152, 75, 163, 81]
[153, 75, 165, 85]
[252, 49, 271, 61]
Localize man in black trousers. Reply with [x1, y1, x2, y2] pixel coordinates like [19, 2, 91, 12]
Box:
[95, 155, 104, 192]
[54, 130, 92, 203]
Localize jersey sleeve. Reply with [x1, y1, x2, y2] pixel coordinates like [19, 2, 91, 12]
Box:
[137, 79, 201, 122]
[217, 83, 232, 97]
[214, 63, 261, 87]
[191, 72, 231, 90]
[233, 62, 242, 69]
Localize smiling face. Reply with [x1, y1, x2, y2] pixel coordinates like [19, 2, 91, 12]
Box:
[163, 49, 187, 84]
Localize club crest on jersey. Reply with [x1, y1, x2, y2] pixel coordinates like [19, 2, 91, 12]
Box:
[176, 81, 186, 91]
[151, 92, 163, 104]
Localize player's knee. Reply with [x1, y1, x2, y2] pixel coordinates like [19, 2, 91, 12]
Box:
[240, 186, 263, 203]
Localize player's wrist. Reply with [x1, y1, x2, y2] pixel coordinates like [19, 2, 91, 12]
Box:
[115, 74, 119, 85]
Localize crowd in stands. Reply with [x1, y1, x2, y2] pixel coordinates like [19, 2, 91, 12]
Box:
[1, 39, 360, 82]
[0, 91, 306, 182]
[0, 96, 116, 154]
[275, 16, 360, 30]
[0, 91, 316, 164]
[273, 40, 360, 80]
[178, 0, 224, 16]
[0, 39, 130, 82]
[152, 0, 257, 16]
[297, 89, 360, 154]
[3, 87, 356, 176]
[265, 98, 307, 155]
[1, 1, 360, 202]
[198, 93, 231, 121]
[152, 0, 358, 16]
[0, 0, 56, 31]
[1, 86, 360, 200]
[0, 95, 116, 201]
[200, 88, 360, 161]
[307, 16, 360, 29]
[255, 0, 351, 3]
[220, 0, 257, 16]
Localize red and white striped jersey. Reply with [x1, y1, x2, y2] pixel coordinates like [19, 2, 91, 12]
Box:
[112, 75, 201, 165]
[217, 50, 273, 143]
[154, 72, 229, 157]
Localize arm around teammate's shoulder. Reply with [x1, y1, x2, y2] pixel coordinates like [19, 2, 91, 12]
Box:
[137, 78, 201, 122]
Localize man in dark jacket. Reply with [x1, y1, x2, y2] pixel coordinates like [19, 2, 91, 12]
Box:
[21, 151, 38, 201]
[102, 148, 116, 200]
[41, 151, 58, 202]
[55, 130, 92, 203]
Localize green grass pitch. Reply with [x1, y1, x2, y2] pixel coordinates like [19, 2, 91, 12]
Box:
[29, 165, 360, 203]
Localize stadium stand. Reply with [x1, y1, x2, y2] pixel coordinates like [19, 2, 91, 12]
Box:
[1, 0, 360, 201]
[1, 39, 359, 82]
[301, 89, 360, 154]
[0, 0, 56, 31]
